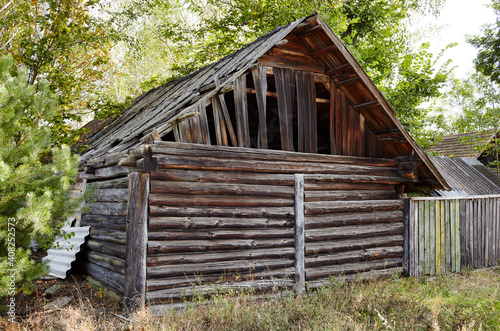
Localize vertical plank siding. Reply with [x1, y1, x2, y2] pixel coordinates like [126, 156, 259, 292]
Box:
[408, 195, 500, 276]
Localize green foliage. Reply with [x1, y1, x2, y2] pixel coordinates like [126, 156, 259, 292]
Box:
[468, 0, 500, 85]
[0, 0, 115, 145]
[0, 55, 81, 298]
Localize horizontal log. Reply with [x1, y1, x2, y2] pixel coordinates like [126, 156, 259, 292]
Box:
[305, 190, 396, 201]
[83, 202, 128, 216]
[303, 173, 407, 184]
[305, 257, 402, 281]
[246, 87, 329, 103]
[305, 235, 403, 256]
[305, 223, 403, 242]
[148, 238, 294, 254]
[305, 210, 403, 229]
[305, 199, 404, 215]
[147, 278, 294, 302]
[87, 251, 126, 274]
[148, 228, 294, 241]
[146, 268, 294, 292]
[84, 261, 126, 294]
[81, 165, 137, 180]
[147, 258, 294, 279]
[89, 228, 127, 245]
[151, 169, 294, 186]
[149, 193, 293, 207]
[150, 142, 399, 167]
[86, 239, 126, 259]
[80, 215, 127, 231]
[147, 247, 295, 267]
[307, 267, 403, 289]
[150, 205, 294, 218]
[149, 217, 292, 230]
[155, 155, 398, 177]
[90, 188, 128, 202]
[92, 177, 129, 189]
[305, 182, 394, 191]
[150, 180, 293, 198]
[305, 246, 403, 268]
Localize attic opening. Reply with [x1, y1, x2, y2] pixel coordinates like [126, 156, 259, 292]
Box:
[162, 66, 388, 159]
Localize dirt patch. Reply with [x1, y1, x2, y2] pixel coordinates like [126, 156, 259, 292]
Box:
[1, 274, 123, 328]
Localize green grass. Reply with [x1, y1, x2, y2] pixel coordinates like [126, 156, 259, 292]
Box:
[10, 269, 500, 330]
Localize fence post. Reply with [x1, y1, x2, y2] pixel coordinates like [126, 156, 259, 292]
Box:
[294, 174, 305, 295]
[402, 197, 410, 276]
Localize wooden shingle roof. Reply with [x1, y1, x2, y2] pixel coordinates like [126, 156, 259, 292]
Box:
[429, 130, 497, 158]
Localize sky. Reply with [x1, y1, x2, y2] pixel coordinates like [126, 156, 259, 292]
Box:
[418, 0, 497, 79]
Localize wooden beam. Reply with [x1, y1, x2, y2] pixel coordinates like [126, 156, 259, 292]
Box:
[373, 129, 400, 135]
[329, 80, 336, 155]
[264, 67, 330, 83]
[326, 63, 352, 76]
[259, 55, 325, 74]
[296, 24, 322, 38]
[378, 137, 408, 143]
[215, 77, 238, 146]
[294, 174, 305, 295]
[334, 76, 361, 87]
[310, 45, 338, 58]
[353, 100, 380, 112]
[124, 172, 149, 314]
[246, 88, 329, 104]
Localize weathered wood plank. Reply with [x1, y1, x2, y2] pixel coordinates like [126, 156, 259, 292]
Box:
[148, 228, 294, 241]
[435, 200, 441, 275]
[418, 201, 425, 276]
[305, 223, 403, 242]
[454, 200, 460, 272]
[252, 64, 268, 149]
[150, 141, 400, 167]
[83, 202, 128, 216]
[429, 200, 436, 276]
[149, 193, 293, 207]
[305, 199, 404, 215]
[306, 258, 402, 281]
[234, 74, 251, 148]
[403, 198, 410, 275]
[150, 205, 294, 218]
[124, 172, 149, 313]
[305, 189, 397, 201]
[150, 180, 293, 197]
[274, 67, 295, 151]
[294, 174, 305, 294]
[149, 216, 292, 230]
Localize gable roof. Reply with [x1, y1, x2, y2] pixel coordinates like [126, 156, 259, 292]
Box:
[81, 14, 449, 191]
[431, 156, 500, 197]
[429, 130, 497, 158]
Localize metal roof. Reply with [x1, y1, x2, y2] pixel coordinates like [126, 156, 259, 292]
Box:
[429, 130, 497, 158]
[430, 156, 500, 197]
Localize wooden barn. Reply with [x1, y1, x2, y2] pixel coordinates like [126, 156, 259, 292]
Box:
[76, 14, 449, 312]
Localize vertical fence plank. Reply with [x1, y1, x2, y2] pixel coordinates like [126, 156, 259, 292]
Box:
[403, 198, 410, 275]
[424, 201, 430, 275]
[418, 201, 425, 276]
[440, 200, 446, 274]
[413, 200, 420, 277]
[459, 199, 467, 270]
[445, 200, 451, 272]
[450, 199, 456, 272]
[455, 200, 461, 272]
[495, 198, 499, 264]
[430, 200, 436, 276]
[435, 200, 441, 275]
[473, 199, 479, 268]
[294, 174, 305, 295]
[485, 197, 491, 266]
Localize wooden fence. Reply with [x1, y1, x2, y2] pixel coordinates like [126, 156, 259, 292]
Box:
[406, 195, 500, 277]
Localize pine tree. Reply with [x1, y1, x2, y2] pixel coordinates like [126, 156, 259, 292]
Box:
[0, 55, 80, 297]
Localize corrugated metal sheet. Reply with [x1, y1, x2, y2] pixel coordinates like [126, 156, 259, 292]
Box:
[429, 130, 496, 158]
[42, 222, 90, 279]
[431, 156, 500, 197]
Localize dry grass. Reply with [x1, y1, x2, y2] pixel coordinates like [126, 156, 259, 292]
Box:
[3, 268, 500, 330]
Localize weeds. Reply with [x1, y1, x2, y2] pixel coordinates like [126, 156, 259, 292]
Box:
[3, 268, 500, 330]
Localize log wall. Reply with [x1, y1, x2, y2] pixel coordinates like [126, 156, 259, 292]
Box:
[145, 142, 406, 304]
[80, 175, 129, 297]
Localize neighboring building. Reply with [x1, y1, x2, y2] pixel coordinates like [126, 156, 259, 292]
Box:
[430, 156, 500, 197]
[430, 130, 499, 176]
[76, 14, 449, 311]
